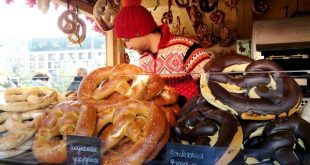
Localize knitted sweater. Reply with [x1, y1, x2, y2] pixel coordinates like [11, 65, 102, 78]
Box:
[139, 24, 213, 99]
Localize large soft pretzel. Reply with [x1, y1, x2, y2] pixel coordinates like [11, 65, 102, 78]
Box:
[0, 87, 58, 112]
[78, 64, 166, 109]
[96, 100, 168, 164]
[201, 53, 302, 120]
[173, 95, 243, 165]
[93, 0, 120, 31]
[32, 101, 96, 164]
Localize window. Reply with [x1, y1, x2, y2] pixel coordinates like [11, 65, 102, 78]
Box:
[0, 1, 107, 93]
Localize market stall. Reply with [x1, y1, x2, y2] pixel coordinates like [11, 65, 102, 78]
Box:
[1, 0, 310, 165]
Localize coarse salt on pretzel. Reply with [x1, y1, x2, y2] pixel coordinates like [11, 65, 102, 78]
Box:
[0, 86, 58, 112]
[96, 100, 169, 164]
[32, 101, 96, 164]
[201, 53, 302, 120]
[78, 64, 166, 109]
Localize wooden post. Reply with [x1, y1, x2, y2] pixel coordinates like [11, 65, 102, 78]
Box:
[106, 30, 124, 66]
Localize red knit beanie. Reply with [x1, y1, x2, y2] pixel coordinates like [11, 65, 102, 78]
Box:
[114, 0, 158, 39]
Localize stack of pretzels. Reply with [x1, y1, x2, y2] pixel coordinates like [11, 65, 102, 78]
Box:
[0, 86, 59, 159]
[76, 64, 178, 164]
[196, 53, 310, 164]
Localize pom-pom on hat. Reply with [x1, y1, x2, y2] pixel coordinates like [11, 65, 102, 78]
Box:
[114, 0, 158, 39]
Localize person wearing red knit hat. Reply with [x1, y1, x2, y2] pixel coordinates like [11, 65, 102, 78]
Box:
[114, 0, 214, 102]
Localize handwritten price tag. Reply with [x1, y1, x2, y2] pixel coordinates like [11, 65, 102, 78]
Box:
[165, 143, 226, 165]
[66, 135, 101, 165]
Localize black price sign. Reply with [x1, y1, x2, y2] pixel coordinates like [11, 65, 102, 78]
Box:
[67, 135, 101, 165]
[165, 143, 226, 165]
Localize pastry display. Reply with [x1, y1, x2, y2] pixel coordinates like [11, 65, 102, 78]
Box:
[0, 86, 58, 112]
[0, 57, 308, 164]
[0, 86, 59, 159]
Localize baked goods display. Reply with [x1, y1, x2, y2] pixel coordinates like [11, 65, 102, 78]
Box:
[0, 86, 59, 159]
[0, 86, 58, 112]
[78, 64, 180, 127]
[173, 95, 243, 165]
[0, 56, 309, 164]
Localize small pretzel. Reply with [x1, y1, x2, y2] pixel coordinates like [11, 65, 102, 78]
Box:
[97, 100, 168, 164]
[210, 10, 225, 25]
[57, 10, 78, 34]
[0, 87, 58, 112]
[32, 101, 96, 164]
[68, 18, 86, 45]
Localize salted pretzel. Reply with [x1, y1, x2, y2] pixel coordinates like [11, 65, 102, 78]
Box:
[96, 100, 168, 164]
[0, 86, 58, 112]
[173, 95, 243, 165]
[240, 116, 310, 164]
[32, 101, 96, 164]
[57, 10, 78, 34]
[93, 0, 120, 31]
[201, 53, 302, 120]
[78, 64, 166, 108]
[0, 110, 44, 151]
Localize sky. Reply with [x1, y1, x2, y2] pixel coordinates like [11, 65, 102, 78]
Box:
[0, 1, 96, 40]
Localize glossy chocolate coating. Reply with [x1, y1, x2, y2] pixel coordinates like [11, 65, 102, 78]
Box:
[203, 54, 302, 116]
[242, 117, 310, 164]
[173, 96, 240, 147]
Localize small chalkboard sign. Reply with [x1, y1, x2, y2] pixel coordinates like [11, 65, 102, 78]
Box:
[164, 143, 226, 165]
[67, 135, 101, 165]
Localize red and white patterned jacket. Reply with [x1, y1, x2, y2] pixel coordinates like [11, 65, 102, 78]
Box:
[139, 24, 213, 99]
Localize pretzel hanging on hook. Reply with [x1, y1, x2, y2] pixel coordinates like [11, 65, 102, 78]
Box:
[161, 0, 173, 24]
